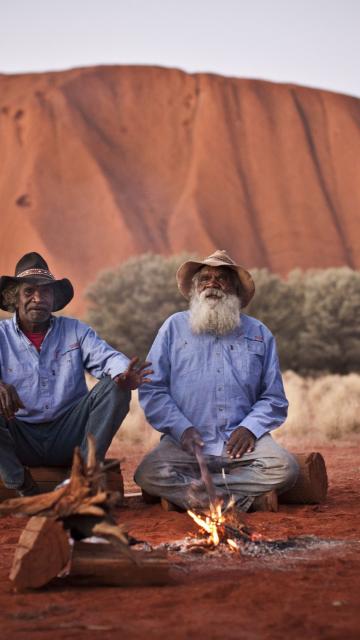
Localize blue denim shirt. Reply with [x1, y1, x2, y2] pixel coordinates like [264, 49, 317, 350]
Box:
[0, 315, 129, 423]
[139, 312, 288, 455]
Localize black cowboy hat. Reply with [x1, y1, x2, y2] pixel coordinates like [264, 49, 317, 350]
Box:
[0, 252, 74, 312]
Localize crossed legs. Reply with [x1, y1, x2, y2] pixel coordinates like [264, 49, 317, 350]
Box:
[134, 433, 299, 511]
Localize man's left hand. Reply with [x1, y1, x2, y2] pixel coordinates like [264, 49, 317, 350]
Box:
[114, 357, 153, 391]
[226, 426, 256, 459]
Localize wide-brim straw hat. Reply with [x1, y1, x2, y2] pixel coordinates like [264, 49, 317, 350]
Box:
[0, 252, 74, 312]
[176, 249, 255, 307]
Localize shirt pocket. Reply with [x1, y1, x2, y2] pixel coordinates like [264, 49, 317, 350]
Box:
[229, 337, 264, 397]
[245, 337, 265, 375]
[52, 346, 81, 386]
[172, 338, 204, 376]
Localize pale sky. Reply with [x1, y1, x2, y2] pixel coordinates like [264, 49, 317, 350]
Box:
[1, 0, 359, 97]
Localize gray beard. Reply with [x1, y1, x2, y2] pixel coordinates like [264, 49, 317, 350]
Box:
[189, 288, 241, 336]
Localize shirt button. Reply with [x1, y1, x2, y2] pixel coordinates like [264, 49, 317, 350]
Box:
[218, 407, 223, 412]
[218, 386, 223, 391]
[217, 368, 221, 373]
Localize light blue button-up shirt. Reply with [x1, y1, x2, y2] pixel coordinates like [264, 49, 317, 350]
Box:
[139, 311, 288, 455]
[0, 315, 129, 423]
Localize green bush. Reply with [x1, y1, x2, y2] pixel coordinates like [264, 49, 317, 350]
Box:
[85, 253, 189, 361]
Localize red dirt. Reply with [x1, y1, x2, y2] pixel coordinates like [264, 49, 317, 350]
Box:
[0, 442, 359, 639]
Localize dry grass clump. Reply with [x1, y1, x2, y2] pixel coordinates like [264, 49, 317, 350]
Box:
[277, 371, 360, 444]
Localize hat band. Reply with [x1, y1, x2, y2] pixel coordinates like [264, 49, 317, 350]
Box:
[209, 256, 234, 266]
[16, 268, 55, 280]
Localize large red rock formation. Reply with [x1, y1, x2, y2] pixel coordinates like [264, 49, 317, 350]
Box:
[0, 65, 359, 314]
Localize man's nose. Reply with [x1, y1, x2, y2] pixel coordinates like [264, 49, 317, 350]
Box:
[32, 288, 44, 301]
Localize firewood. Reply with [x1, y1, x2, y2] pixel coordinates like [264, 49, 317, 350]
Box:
[0, 458, 124, 501]
[0, 435, 120, 518]
[69, 542, 176, 586]
[10, 516, 71, 591]
[279, 452, 328, 504]
[92, 521, 138, 563]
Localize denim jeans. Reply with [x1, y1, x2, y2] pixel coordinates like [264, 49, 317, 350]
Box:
[134, 433, 299, 511]
[0, 377, 130, 489]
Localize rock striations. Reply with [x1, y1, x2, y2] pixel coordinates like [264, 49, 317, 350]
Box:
[0, 65, 359, 313]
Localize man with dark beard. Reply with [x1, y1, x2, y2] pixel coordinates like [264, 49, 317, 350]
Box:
[135, 250, 299, 512]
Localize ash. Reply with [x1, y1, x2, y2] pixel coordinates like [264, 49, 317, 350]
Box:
[151, 535, 340, 559]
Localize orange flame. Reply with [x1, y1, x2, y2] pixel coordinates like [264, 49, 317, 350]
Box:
[187, 501, 227, 547]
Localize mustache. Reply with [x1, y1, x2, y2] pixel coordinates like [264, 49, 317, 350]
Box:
[200, 287, 225, 300]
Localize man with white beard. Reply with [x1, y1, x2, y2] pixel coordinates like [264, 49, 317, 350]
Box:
[135, 250, 299, 512]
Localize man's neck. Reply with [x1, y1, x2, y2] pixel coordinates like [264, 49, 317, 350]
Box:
[18, 317, 51, 334]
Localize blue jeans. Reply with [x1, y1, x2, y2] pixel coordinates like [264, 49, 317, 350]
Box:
[0, 377, 130, 489]
[134, 434, 299, 511]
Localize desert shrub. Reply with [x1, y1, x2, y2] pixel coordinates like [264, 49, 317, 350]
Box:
[249, 267, 360, 374]
[247, 269, 304, 370]
[298, 268, 360, 374]
[85, 253, 190, 360]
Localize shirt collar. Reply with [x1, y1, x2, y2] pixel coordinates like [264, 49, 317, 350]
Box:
[12, 313, 55, 334]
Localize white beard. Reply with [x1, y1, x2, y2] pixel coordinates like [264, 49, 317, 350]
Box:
[189, 288, 241, 335]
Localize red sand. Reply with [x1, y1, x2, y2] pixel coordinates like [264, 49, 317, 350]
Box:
[0, 443, 359, 640]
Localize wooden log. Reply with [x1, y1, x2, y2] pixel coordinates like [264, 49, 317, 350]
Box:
[10, 516, 71, 591]
[0, 458, 124, 501]
[279, 452, 328, 504]
[69, 541, 176, 586]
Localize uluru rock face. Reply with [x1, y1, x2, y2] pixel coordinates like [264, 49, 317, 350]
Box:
[0, 65, 359, 314]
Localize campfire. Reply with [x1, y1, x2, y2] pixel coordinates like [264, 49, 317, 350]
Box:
[180, 446, 261, 554]
[186, 498, 255, 552]
[0, 440, 332, 590]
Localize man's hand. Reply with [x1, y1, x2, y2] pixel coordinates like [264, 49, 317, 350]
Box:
[226, 426, 256, 459]
[0, 382, 24, 421]
[114, 357, 153, 391]
[180, 427, 204, 456]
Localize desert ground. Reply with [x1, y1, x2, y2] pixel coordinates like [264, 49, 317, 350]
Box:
[0, 425, 359, 640]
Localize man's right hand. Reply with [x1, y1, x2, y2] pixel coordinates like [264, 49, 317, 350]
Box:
[0, 382, 24, 421]
[180, 427, 204, 456]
